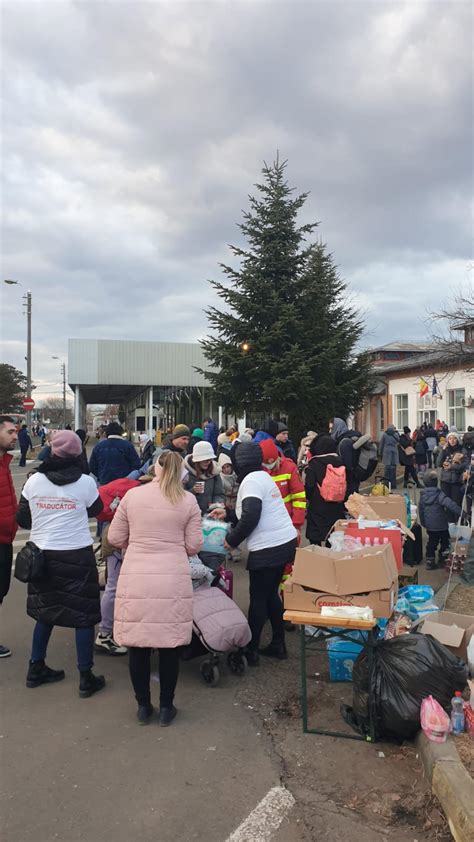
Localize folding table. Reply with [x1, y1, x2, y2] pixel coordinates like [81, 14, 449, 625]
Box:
[283, 610, 378, 741]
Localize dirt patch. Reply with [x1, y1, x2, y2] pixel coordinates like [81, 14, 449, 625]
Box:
[235, 631, 451, 841]
[444, 583, 474, 615]
[455, 733, 474, 779]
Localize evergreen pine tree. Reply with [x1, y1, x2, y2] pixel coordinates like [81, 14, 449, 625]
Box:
[200, 157, 371, 437]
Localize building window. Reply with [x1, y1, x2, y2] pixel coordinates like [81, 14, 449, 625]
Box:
[448, 388, 465, 430]
[395, 394, 408, 430]
[376, 399, 384, 432]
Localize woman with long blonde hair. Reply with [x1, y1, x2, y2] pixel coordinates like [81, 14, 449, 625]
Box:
[108, 451, 203, 726]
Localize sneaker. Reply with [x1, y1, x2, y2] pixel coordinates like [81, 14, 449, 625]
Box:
[26, 660, 65, 688]
[95, 633, 127, 656]
[0, 645, 11, 658]
[79, 671, 106, 698]
[425, 558, 437, 571]
[159, 705, 177, 727]
[137, 704, 155, 725]
[259, 642, 288, 660]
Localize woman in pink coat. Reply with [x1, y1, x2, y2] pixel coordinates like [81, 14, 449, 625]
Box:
[108, 451, 203, 726]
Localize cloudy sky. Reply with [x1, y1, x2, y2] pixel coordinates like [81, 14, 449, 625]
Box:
[1, 0, 472, 399]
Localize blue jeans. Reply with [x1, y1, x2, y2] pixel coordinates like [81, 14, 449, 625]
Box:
[31, 622, 95, 672]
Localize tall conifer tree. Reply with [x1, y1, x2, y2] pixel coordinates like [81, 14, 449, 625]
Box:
[201, 157, 371, 436]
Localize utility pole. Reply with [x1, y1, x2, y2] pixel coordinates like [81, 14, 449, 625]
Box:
[25, 290, 32, 428]
[62, 362, 67, 428]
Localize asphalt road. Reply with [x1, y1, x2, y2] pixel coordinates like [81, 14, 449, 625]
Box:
[1, 454, 301, 842]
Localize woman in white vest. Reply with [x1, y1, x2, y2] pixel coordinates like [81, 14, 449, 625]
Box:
[225, 442, 297, 665]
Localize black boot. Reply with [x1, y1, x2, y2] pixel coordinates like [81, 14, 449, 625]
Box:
[159, 705, 177, 727]
[79, 670, 106, 698]
[244, 648, 260, 667]
[26, 659, 65, 688]
[137, 704, 155, 725]
[259, 641, 288, 660]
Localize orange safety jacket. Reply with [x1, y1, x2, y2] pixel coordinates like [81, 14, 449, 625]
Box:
[265, 457, 306, 527]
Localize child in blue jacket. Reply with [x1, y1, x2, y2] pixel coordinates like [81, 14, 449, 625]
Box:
[418, 471, 462, 569]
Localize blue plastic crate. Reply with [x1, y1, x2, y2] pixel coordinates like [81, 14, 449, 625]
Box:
[326, 631, 367, 682]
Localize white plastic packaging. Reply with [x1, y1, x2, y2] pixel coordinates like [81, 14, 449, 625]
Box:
[321, 605, 374, 620]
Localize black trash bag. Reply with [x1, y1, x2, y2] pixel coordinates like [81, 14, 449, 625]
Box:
[342, 633, 468, 742]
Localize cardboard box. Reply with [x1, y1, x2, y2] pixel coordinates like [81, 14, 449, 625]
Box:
[345, 523, 403, 570]
[286, 543, 398, 619]
[398, 565, 418, 588]
[363, 494, 408, 525]
[283, 580, 397, 618]
[420, 610, 474, 663]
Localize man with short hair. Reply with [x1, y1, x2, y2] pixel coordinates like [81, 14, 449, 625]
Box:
[89, 422, 140, 485]
[275, 423, 297, 463]
[162, 424, 191, 457]
[0, 416, 18, 657]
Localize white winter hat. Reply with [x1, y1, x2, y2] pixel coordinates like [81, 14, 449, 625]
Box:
[192, 441, 216, 462]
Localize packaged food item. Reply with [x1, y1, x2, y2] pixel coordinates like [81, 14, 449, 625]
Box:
[421, 695, 451, 743]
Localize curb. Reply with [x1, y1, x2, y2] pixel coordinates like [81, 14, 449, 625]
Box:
[415, 731, 474, 842]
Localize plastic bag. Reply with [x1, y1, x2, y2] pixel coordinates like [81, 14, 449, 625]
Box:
[343, 633, 468, 742]
[421, 695, 450, 743]
[398, 585, 434, 603]
[201, 518, 229, 555]
[328, 532, 364, 553]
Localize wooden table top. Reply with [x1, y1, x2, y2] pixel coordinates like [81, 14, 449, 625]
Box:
[283, 610, 377, 630]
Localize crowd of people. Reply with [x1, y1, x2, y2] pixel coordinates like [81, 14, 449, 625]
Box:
[0, 413, 472, 725]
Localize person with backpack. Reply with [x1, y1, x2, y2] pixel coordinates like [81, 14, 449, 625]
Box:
[94, 477, 142, 656]
[418, 471, 462, 569]
[330, 417, 378, 496]
[305, 434, 347, 545]
[379, 424, 400, 490]
[18, 424, 33, 467]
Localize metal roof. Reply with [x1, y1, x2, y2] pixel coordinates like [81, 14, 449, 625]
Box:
[372, 344, 474, 374]
[68, 338, 211, 388]
[367, 341, 433, 353]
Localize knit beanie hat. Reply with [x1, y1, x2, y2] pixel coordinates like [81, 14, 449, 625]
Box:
[172, 424, 191, 440]
[217, 432, 231, 446]
[259, 439, 280, 464]
[192, 441, 216, 462]
[423, 471, 439, 488]
[192, 427, 205, 440]
[50, 430, 82, 459]
[217, 453, 232, 469]
[277, 422, 289, 433]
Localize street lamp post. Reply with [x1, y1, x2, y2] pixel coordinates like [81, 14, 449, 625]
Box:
[4, 280, 33, 428]
[52, 357, 67, 428]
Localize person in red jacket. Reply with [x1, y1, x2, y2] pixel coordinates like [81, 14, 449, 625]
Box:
[259, 439, 306, 536]
[0, 416, 18, 658]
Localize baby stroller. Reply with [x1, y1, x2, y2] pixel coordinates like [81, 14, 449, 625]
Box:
[182, 572, 251, 686]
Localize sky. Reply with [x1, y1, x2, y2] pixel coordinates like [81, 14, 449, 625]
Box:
[1, 0, 472, 400]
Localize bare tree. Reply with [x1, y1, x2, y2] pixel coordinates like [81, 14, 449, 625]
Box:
[39, 396, 74, 427]
[428, 284, 474, 371]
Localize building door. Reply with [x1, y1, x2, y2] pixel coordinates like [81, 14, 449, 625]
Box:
[376, 399, 385, 435]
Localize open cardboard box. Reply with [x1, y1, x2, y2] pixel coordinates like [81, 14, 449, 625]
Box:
[420, 610, 474, 663]
[285, 542, 398, 619]
[346, 492, 408, 525]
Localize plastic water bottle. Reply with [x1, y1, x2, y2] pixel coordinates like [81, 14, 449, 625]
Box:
[450, 692, 465, 734]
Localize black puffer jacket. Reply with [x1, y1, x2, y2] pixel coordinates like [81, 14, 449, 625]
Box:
[16, 457, 103, 629]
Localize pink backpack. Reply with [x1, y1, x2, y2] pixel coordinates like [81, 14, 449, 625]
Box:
[318, 463, 347, 502]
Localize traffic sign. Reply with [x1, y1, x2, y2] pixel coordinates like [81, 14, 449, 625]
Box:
[22, 398, 35, 410]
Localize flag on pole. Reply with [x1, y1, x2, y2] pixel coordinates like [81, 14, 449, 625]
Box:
[419, 377, 429, 397]
[432, 376, 441, 397]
